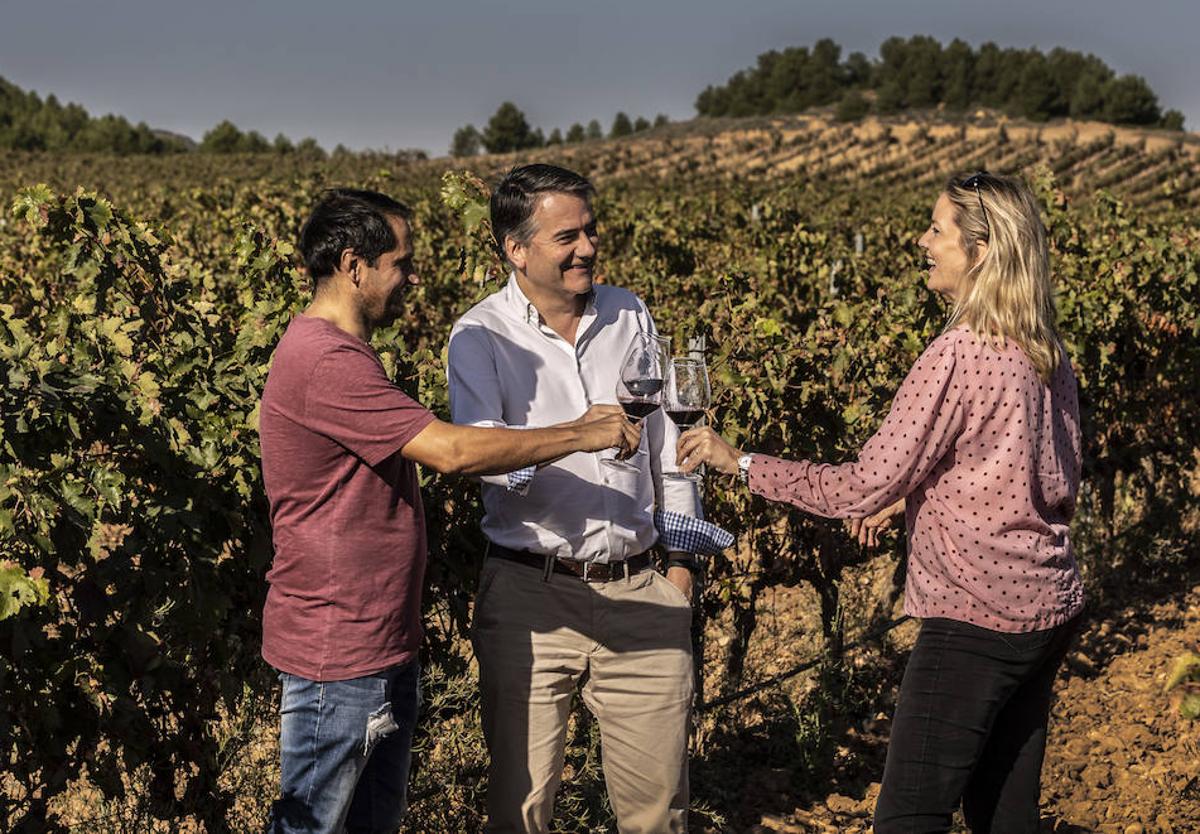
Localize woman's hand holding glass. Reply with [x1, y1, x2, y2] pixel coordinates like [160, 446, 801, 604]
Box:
[675, 426, 744, 475]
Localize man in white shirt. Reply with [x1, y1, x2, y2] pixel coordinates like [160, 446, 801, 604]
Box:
[448, 164, 709, 833]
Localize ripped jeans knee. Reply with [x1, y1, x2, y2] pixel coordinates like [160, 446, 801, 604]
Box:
[364, 701, 400, 757]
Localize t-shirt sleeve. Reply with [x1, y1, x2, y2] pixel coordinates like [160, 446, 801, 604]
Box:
[749, 333, 965, 518]
[305, 345, 436, 467]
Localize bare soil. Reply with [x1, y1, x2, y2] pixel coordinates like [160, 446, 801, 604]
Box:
[746, 582, 1200, 834]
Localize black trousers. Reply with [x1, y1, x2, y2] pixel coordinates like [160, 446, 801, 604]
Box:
[874, 613, 1081, 834]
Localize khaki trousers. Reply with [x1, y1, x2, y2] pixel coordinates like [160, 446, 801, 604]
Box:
[472, 557, 694, 834]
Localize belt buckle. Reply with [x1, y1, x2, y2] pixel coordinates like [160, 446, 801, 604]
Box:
[580, 560, 629, 583]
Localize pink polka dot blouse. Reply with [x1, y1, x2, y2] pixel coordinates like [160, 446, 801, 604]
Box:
[748, 326, 1086, 633]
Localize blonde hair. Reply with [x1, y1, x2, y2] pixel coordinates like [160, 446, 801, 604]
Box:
[943, 172, 1062, 382]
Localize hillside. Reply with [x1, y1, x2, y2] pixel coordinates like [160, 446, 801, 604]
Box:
[3, 112, 1198, 213]
[504, 112, 1200, 208]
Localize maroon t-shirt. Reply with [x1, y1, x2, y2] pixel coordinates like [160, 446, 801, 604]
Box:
[258, 315, 436, 681]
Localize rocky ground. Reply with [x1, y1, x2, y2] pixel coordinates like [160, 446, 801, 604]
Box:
[748, 582, 1200, 833]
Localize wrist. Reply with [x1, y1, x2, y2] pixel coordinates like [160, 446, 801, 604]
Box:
[737, 452, 753, 484]
[666, 554, 701, 575]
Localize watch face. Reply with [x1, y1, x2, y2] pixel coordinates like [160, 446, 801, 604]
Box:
[738, 455, 752, 482]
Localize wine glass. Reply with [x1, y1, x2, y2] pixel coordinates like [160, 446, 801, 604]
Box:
[664, 356, 711, 481]
[603, 332, 669, 472]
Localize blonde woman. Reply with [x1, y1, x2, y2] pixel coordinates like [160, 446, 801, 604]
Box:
[678, 173, 1085, 833]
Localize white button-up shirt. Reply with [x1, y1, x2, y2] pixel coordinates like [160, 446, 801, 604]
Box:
[447, 277, 702, 563]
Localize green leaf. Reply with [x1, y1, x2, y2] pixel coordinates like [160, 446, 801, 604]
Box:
[60, 479, 95, 519]
[0, 563, 50, 620]
[754, 317, 782, 338]
[10, 184, 55, 226]
[99, 317, 134, 357]
[1164, 652, 1200, 692]
[461, 202, 488, 231]
[85, 199, 113, 231]
[135, 371, 161, 400]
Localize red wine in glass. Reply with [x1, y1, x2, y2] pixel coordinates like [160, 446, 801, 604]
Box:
[622, 399, 661, 420]
[664, 355, 711, 480]
[622, 377, 663, 420]
[604, 333, 669, 471]
[666, 408, 705, 428]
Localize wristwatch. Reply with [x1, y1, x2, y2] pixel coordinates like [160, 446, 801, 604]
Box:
[666, 555, 701, 575]
[737, 453, 753, 484]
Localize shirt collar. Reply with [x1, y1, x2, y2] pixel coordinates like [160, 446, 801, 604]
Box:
[503, 272, 598, 329]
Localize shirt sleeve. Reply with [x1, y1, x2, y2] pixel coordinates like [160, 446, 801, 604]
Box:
[305, 344, 436, 467]
[447, 321, 519, 489]
[748, 333, 965, 518]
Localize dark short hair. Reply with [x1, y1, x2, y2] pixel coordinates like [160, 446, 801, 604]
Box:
[299, 188, 412, 284]
[490, 164, 595, 259]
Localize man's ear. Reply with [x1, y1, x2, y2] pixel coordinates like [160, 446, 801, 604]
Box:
[504, 237, 527, 273]
[337, 248, 360, 283]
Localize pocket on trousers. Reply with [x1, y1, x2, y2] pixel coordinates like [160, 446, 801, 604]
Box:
[654, 570, 693, 609]
[474, 560, 503, 613]
[472, 560, 510, 636]
[277, 671, 313, 716]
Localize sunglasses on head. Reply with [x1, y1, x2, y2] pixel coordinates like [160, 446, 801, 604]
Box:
[961, 171, 991, 241]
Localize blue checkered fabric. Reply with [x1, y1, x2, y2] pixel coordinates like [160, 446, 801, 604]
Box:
[654, 509, 734, 557]
[506, 466, 536, 494]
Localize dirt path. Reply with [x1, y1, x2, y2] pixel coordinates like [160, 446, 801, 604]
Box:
[750, 582, 1200, 833]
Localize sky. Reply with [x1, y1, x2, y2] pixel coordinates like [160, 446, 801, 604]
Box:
[1, 0, 1196, 156]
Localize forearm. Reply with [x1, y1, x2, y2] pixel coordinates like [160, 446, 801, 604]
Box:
[402, 420, 597, 476]
[464, 424, 593, 475]
[748, 454, 908, 519]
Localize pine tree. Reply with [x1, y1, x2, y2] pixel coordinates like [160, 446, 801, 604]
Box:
[482, 103, 541, 153]
[1102, 75, 1162, 125]
[450, 124, 482, 157]
[199, 120, 244, 154]
[610, 112, 634, 138]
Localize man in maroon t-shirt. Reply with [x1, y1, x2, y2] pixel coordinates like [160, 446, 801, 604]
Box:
[259, 188, 639, 833]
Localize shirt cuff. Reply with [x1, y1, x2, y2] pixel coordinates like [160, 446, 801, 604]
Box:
[654, 509, 734, 557]
[506, 465, 536, 495]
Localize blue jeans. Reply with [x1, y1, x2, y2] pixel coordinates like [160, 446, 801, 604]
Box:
[874, 615, 1080, 834]
[268, 660, 420, 834]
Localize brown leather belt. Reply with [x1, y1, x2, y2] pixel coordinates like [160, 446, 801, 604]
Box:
[487, 542, 653, 582]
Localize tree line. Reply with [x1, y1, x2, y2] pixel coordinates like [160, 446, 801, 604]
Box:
[450, 103, 671, 157]
[0, 76, 188, 154]
[0, 76, 333, 156]
[695, 36, 1185, 129]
